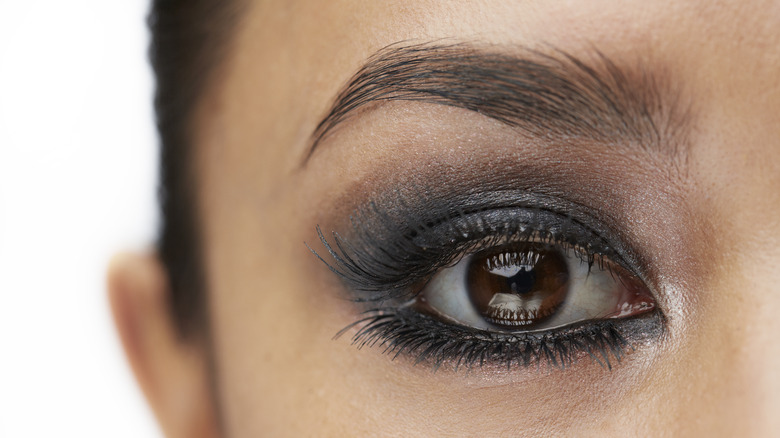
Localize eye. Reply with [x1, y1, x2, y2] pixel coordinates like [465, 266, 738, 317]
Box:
[416, 241, 656, 333]
[313, 199, 664, 371]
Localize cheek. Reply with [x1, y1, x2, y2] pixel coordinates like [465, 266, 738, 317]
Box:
[202, 181, 666, 438]
[201, 182, 369, 435]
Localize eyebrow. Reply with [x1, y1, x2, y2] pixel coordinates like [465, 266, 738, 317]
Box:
[305, 42, 691, 163]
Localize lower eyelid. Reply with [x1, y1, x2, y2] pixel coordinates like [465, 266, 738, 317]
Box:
[339, 306, 664, 372]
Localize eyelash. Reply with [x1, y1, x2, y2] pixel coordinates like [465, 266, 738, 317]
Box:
[337, 307, 633, 371]
[311, 195, 660, 371]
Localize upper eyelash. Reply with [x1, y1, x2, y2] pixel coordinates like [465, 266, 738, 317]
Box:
[310, 203, 630, 303]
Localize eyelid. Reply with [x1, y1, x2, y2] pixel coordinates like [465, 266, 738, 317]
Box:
[310, 195, 643, 304]
[336, 305, 663, 371]
[314, 189, 664, 372]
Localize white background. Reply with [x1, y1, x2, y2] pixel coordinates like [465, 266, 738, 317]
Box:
[0, 1, 162, 437]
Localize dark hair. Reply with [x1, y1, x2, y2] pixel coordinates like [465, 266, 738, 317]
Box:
[149, 0, 245, 337]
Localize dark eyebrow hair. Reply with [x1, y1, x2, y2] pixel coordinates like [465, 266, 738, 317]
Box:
[305, 42, 691, 163]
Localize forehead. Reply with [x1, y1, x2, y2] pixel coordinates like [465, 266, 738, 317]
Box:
[194, 1, 780, 292]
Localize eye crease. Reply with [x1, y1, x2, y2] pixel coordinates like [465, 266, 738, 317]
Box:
[310, 190, 664, 371]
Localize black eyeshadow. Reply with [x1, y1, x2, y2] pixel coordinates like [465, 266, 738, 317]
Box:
[308, 171, 668, 373]
[311, 186, 648, 304]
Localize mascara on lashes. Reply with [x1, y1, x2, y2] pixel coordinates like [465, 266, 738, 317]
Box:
[309, 189, 663, 370]
[312, 189, 645, 301]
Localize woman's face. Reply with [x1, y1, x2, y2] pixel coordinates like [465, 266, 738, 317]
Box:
[116, 0, 780, 436]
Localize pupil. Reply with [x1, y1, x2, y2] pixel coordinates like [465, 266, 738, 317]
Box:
[466, 244, 570, 329]
[506, 267, 536, 295]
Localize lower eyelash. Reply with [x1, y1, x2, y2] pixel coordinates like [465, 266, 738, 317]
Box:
[338, 307, 662, 372]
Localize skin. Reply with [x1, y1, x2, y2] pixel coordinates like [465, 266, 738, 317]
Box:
[109, 0, 780, 436]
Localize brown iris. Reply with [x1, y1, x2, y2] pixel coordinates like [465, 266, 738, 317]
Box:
[467, 244, 570, 329]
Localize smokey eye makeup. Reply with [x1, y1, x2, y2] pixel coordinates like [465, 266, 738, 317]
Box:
[309, 187, 665, 372]
[301, 42, 690, 374]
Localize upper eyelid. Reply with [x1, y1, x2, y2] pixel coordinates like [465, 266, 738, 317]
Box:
[310, 200, 642, 302]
